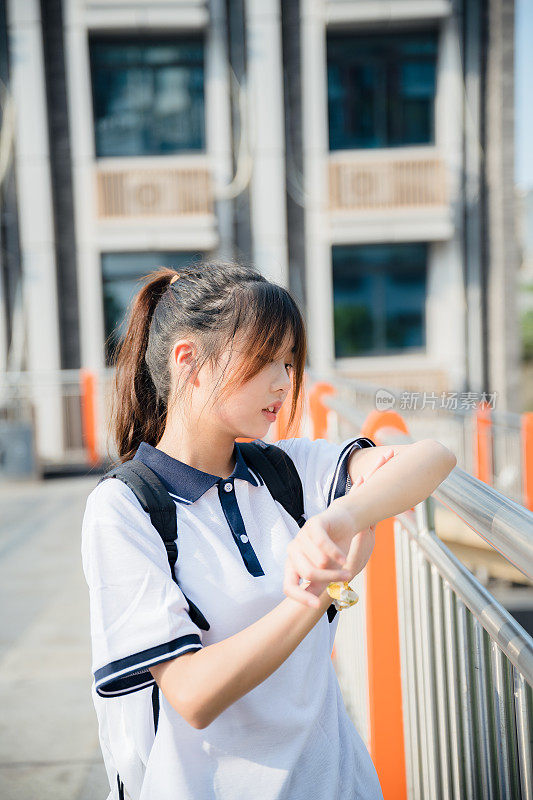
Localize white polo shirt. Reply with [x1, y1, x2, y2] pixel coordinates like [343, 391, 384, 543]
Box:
[81, 434, 383, 800]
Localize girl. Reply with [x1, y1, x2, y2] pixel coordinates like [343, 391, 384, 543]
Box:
[81, 261, 456, 800]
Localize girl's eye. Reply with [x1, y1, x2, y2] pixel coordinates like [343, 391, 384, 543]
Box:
[267, 359, 294, 372]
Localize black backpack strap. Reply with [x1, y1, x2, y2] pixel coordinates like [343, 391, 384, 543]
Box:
[99, 459, 178, 569]
[239, 441, 306, 527]
[152, 681, 160, 733]
[239, 441, 338, 623]
[100, 459, 207, 800]
[98, 460, 209, 632]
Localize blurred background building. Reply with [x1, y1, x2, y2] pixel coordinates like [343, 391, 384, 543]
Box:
[2, 6, 533, 797]
[0, 0, 521, 467]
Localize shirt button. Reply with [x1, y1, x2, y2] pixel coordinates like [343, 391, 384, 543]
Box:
[240, 534, 249, 543]
[224, 482, 233, 492]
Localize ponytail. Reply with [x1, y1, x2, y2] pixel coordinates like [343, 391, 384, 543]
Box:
[109, 268, 175, 464]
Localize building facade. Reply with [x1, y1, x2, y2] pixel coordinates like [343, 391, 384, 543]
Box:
[0, 0, 520, 465]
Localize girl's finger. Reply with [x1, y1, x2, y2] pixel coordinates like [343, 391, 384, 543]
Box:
[298, 535, 345, 571]
[288, 547, 351, 583]
[362, 449, 395, 482]
[347, 474, 364, 496]
[283, 561, 321, 607]
[302, 525, 347, 567]
[364, 454, 388, 479]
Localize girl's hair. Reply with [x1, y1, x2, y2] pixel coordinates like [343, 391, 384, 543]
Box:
[108, 260, 308, 463]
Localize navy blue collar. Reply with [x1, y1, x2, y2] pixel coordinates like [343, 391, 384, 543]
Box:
[133, 441, 262, 503]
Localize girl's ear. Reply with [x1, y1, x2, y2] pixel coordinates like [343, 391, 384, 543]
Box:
[172, 339, 197, 369]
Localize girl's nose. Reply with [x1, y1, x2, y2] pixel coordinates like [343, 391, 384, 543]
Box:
[274, 366, 291, 392]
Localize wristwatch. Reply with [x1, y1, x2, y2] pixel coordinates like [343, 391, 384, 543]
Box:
[326, 581, 359, 610]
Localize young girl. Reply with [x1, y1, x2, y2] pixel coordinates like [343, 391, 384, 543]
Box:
[81, 262, 456, 800]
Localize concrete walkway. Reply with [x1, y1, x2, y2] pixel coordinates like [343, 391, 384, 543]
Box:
[0, 474, 110, 799]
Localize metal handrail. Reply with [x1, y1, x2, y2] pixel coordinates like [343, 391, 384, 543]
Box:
[320, 391, 533, 581]
[434, 469, 533, 582]
[397, 509, 533, 685]
[394, 510, 533, 799]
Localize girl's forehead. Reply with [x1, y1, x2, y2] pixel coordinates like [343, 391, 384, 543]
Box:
[232, 328, 295, 353]
[274, 329, 296, 352]
[282, 335, 296, 354]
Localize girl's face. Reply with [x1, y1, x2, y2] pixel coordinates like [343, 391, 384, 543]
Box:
[208, 330, 295, 439]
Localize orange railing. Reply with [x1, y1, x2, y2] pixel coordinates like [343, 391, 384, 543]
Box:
[304, 381, 408, 800]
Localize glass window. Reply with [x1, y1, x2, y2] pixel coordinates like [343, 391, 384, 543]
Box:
[332, 243, 427, 357]
[101, 251, 203, 364]
[327, 31, 438, 150]
[90, 36, 205, 157]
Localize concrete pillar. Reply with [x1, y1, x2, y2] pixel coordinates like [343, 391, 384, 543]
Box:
[206, 0, 234, 260]
[244, 0, 289, 286]
[486, 0, 521, 411]
[432, 6, 468, 391]
[63, 0, 104, 377]
[301, 0, 334, 373]
[462, 0, 486, 395]
[7, 0, 64, 459]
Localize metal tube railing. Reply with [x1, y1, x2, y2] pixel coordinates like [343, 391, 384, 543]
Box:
[397, 512, 533, 688]
[433, 469, 533, 582]
[394, 511, 533, 799]
[308, 381, 533, 798]
[318, 392, 533, 581]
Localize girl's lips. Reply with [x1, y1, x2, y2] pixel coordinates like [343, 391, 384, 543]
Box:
[261, 409, 277, 421]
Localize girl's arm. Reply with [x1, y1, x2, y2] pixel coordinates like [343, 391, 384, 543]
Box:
[333, 437, 456, 533]
[149, 584, 335, 730]
[283, 439, 456, 605]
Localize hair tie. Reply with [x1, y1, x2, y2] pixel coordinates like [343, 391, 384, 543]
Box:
[170, 274, 180, 285]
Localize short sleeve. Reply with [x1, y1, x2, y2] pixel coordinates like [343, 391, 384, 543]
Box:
[272, 435, 377, 518]
[81, 478, 204, 698]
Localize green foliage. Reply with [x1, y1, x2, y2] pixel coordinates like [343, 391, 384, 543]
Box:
[521, 308, 533, 361]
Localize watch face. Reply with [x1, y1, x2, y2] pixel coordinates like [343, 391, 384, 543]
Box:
[327, 581, 359, 609]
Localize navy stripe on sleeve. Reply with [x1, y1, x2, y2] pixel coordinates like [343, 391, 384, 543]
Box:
[94, 633, 203, 697]
[327, 437, 376, 506]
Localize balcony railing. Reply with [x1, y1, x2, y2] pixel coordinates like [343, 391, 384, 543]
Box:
[95, 159, 213, 220]
[328, 149, 448, 213]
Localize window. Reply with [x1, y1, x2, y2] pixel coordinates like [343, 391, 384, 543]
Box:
[332, 243, 427, 357]
[90, 36, 205, 157]
[327, 31, 438, 150]
[102, 251, 203, 364]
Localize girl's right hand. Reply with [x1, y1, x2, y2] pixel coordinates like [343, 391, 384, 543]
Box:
[283, 478, 376, 607]
[283, 514, 354, 607]
[283, 448, 394, 607]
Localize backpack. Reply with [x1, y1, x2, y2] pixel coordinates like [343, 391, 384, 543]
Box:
[97, 439, 338, 800]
